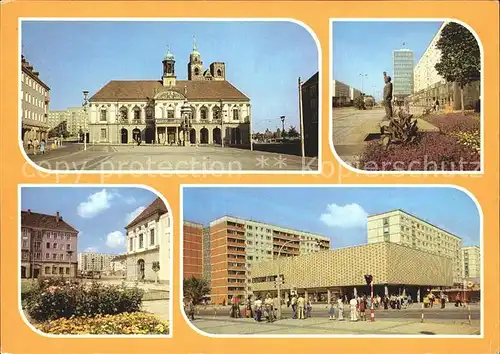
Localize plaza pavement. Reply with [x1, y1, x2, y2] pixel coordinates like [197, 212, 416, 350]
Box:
[332, 107, 439, 167]
[27, 143, 318, 172]
[190, 315, 480, 335]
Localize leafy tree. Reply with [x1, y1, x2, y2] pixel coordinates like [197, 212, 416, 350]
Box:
[183, 277, 210, 305]
[353, 95, 366, 110]
[152, 261, 160, 284]
[275, 128, 282, 139]
[435, 22, 480, 112]
[288, 126, 300, 138]
[48, 121, 69, 138]
[281, 129, 289, 139]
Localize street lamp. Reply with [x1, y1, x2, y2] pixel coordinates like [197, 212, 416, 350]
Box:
[275, 238, 320, 320]
[359, 73, 368, 94]
[82, 91, 89, 151]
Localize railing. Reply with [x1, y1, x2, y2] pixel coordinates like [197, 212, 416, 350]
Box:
[155, 118, 184, 124]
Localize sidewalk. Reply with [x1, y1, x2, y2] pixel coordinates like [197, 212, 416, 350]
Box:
[190, 316, 480, 335]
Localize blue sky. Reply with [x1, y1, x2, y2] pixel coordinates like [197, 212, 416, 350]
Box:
[332, 21, 442, 101]
[22, 21, 318, 132]
[183, 187, 480, 248]
[21, 187, 160, 254]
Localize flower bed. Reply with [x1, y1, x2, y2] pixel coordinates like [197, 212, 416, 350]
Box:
[358, 113, 481, 171]
[35, 312, 169, 335]
[24, 277, 144, 322]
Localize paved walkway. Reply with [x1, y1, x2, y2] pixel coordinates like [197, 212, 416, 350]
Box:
[28, 144, 318, 171]
[142, 300, 170, 322]
[332, 107, 438, 166]
[190, 316, 480, 335]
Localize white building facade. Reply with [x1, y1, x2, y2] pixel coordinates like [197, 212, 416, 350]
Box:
[413, 22, 448, 93]
[332, 80, 351, 107]
[88, 42, 251, 146]
[21, 55, 50, 144]
[367, 209, 463, 284]
[462, 245, 480, 280]
[125, 198, 171, 284]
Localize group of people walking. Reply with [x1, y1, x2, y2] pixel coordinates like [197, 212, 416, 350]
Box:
[26, 138, 47, 155]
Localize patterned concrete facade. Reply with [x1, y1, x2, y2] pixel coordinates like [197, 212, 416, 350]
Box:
[251, 243, 453, 293]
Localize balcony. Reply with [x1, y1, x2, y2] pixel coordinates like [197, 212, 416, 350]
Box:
[155, 118, 184, 125]
[45, 95, 50, 103]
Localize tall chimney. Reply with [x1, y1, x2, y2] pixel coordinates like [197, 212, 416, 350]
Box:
[56, 211, 60, 223]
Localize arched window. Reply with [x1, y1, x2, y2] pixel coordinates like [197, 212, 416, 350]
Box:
[119, 106, 128, 122]
[100, 108, 107, 122]
[232, 108, 239, 120]
[200, 106, 208, 120]
[213, 106, 221, 120]
[194, 67, 200, 75]
[133, 107, 141, 121]
[217, 69, 222, 77]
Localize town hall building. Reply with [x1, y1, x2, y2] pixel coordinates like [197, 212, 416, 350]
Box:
[88, 40, 251, 146]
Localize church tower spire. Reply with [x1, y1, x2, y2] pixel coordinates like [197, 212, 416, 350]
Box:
[162, 45, 176, 87]
[188, 35, 203, 81]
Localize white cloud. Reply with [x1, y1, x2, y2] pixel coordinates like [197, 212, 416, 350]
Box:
[125, 206, 146, 224]
[320, 203, 368, 228]
[106, 231, 125, 248]
[125, 196, 137, 205]
[84, 246, 98, 252]
[77, 189, 114, 218]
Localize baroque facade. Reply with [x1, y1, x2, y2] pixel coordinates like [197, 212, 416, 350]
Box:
[88, 41, 251, 146]
[21, 210, 78, 278]
[125, 197, 171, 284]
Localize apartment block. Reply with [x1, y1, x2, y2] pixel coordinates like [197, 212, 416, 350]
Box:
[21, 55, 50, 144]
[48, 107, 88, 136]
[21, 209, 78, 278]
[202, 226, 211, 282]
[367, 209, 463, 284]
[331, 80, 351, 107]
[209, 216, 330, 303]
[77, 252, 116, 274]
[392, 49, 415, 97]
[183, 221, 204, 279]
[462, 245, 480, 280]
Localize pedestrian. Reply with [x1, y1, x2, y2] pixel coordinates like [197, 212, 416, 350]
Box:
[359, 297, 366, 321]
[306, 297, 312, 318]
[328, 301, 335, 320]
[27, 139, 33, 153]
[246, 295, 254, 318]
[286, 295, 290, 308]
[254, 296, 262, 322]
[291, 295, 297, 319]
[349, 296, 358, 322]
[273, 295, 280, 320]
[264, 293, 274, 322]
[383, 295, 389, 310]
[297, 294, 305, 320]
[441, 294, 446, 309]
[40, 139, 46, 155]
[337, 297, 344, 320]
[408, 294, 412, 306]
[185, 299, 195, 320]
[33, 139, 39, 155]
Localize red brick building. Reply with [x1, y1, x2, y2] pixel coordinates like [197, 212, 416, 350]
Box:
[183, 221, 204, 279]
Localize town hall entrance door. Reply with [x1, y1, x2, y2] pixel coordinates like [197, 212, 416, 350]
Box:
[137, 259, 145, 280]
[121, 128, 128, 144]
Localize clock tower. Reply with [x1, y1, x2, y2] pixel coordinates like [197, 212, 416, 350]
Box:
[162, 46, 176, 87]
[188, 36, 204, 81]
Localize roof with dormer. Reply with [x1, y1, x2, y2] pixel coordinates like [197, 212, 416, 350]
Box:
[89, 80, 250, 102]
[21, 210, 79, 233]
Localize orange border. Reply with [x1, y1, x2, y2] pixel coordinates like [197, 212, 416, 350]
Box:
[1, 1, 499, 353]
